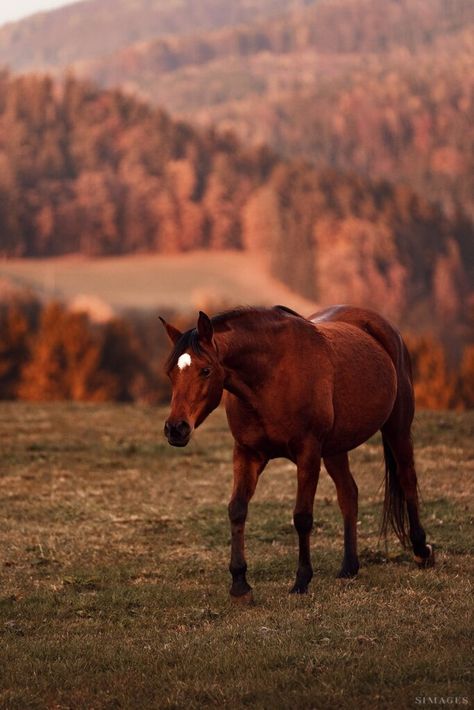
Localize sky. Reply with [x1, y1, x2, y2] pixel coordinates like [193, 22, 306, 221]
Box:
[0, 0, 78, 27]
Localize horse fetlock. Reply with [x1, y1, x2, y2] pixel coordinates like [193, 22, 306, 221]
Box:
[337, 559, 359, 579]
[229, 568, 252, 599]
[229, 561, 247, 577]
[291, 564, 313, 594]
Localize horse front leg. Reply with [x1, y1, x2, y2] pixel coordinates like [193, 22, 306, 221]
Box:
[291, 445, 321, 594]
[228, 444, 267, 603]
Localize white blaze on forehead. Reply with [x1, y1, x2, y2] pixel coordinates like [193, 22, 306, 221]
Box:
[177, 353, 192, 370]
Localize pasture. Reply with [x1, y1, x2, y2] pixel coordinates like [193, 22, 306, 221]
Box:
[0, 252, 316, 315]
[0, 403, 472, 708]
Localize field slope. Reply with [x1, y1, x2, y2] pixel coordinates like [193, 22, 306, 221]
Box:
[0, 404, 472, 708]
[0, 251, 317, 314]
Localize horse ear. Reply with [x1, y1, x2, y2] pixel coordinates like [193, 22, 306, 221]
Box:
[197, 311, 214, 346]
[159, 316, 182, 345]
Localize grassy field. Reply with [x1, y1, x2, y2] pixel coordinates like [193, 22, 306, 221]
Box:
[0, 404, 472, 709]
[0, 252, 316, 315]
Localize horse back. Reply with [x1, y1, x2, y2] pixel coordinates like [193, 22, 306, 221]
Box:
[310, 305, 411, 380]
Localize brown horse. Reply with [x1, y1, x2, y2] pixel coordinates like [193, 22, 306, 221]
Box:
[160, 305, 433, 601]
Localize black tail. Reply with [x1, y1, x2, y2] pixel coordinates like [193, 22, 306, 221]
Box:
[381, 436, 409, 547]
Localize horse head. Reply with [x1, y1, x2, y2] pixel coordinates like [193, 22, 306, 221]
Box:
[160, 311, 225, 447]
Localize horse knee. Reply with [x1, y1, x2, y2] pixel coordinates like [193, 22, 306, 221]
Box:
[228, 497, 248, 526]
[293, 511, 313, 534]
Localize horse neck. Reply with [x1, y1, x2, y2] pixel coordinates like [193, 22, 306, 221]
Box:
[214, 321, 279, 402]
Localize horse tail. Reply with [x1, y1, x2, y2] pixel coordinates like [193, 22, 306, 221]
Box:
[381, 435, 409, 548]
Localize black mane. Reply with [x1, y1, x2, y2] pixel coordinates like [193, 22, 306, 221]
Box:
[211, 305, 304, 326]
[165, 306, 305, 371]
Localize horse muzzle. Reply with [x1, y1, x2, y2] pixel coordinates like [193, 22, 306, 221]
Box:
[164, 419, 192, 447]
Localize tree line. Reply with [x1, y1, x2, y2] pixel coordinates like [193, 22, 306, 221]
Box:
[0, 296, 472, 410]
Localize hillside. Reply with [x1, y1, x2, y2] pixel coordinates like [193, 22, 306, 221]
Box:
[0, 72, 472, 336]
[79, 0, 474, 80]
[69, 0, 474, 223]
[1, 0, 472, 226]
[0, 0, 315, 71]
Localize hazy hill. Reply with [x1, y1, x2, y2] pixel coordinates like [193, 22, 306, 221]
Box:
[79, 0, 474, 80]
[69, 0, 474, 222]
[0, 72, 471, 338]
[0, 0, 315, 71]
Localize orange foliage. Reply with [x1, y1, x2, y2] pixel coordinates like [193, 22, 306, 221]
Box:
[16, 302, 148, 403]
[459, 346, 474, 409]
[0, 298, 472, 410]
[406, 335, 456, 410]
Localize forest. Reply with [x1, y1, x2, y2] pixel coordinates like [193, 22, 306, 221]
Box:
[1, 0, 472, 226]
[0, 72, 472, 345]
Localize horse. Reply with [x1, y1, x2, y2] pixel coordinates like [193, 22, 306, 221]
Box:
[160, 305, 434, 602]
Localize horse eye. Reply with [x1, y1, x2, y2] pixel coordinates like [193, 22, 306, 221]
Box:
[200, 367, 211, 378]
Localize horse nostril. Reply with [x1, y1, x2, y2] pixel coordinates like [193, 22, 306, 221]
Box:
[165, 420, 191, 443]
[176, 420, 191, 438]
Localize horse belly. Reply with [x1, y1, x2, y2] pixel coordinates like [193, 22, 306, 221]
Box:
[321, 330, 397, 456]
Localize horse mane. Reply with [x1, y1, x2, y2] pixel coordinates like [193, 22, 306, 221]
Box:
[165, 306, 306, 371]
[212, 305, 305, 327]
[273, 305, 304, 318]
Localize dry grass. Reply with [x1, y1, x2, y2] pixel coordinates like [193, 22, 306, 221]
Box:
[0, 252, 316, 314]
[0, 403, 472, 709]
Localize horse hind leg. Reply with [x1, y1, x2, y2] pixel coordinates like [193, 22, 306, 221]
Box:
[324, 453, 360, 578]
[381, 427, 434, 568]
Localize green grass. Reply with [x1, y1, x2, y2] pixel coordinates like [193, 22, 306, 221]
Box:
[0, 404, 472, 709]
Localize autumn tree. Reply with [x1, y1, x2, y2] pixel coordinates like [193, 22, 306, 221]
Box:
[459, 346, 474, 409]
[0, 301, 31, 398]
[407, 335, 456, 410]
[18, 302, 103, 401]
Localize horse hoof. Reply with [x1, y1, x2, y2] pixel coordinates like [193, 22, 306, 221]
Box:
[414, 544, 435, 568]
[337, 568, 359, 579]
[289, 584, 308, 595]
[230, 590, 254, 605]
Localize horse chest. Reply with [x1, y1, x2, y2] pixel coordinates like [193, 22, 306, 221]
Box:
[224, 394, 292, 456]
[224, 391, 323, 461]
